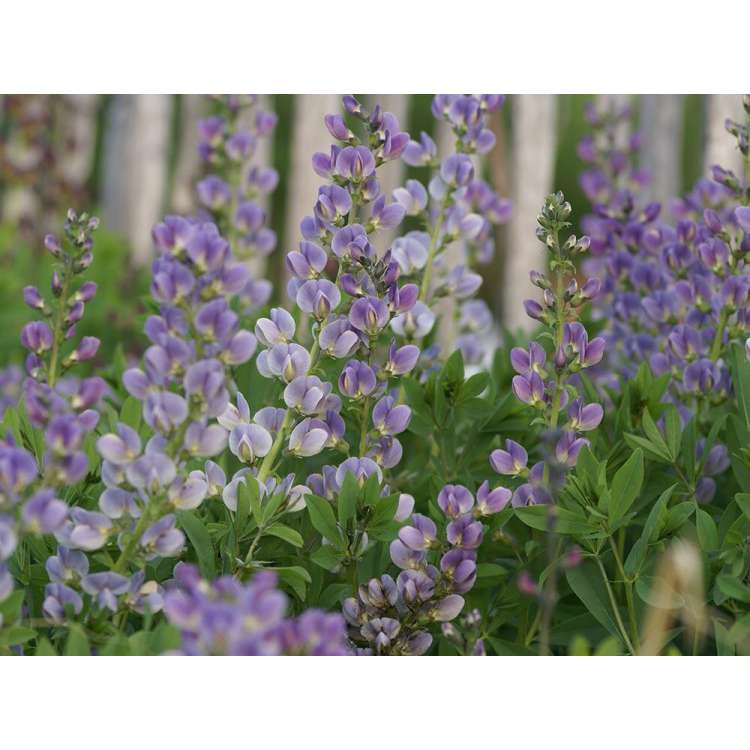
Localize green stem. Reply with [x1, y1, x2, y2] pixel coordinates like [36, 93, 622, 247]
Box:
[244, 524, 265, 564]
[47, 256, 73, 388]
[418, 208, 446, 302]
[112, 510, 153, 574]
[256, 340, 321, 483]
[608, 535, 639, 649]
[359, 397, 371, 456]
[595, 555, 636, 655]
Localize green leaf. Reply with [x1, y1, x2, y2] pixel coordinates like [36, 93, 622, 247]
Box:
[64, 625, 90, 656]
[515, 505, 592, 535]
[275, 566, 312, 601]
[735, 493, 750, 522]
[305, 494, 343, 548]
[337, 472, 360, 529]
[460, 372, 489, 401]
[663, 406, 681, 462]
[177, 511, 216, 578]
[235, 479, 252, 535]
[696, 508, 719, 552]
[476, 563, 507, 579]
[730, 342, 750, 430]
[239, 475, 261, 523]
[609, 448, 644, 527]
[623, 432, 670, 463]
[664, 502, 695, 534]
[440, 349, 465, 388]
[34, 638, 57, 656]
[625, 484, 677, 576]
[641, 409, 673, 460]
[0, 625, 37, 647]
[264, 523, 304, 548]
[310, 544, 342, 571]
[566, 562, 623, 643]
[716, 573, 750, 604]
[260, 488, 289, 525]
[0, 590, 24, 622]
[368, 494, 400, 531]
[119, 396, 142, 431]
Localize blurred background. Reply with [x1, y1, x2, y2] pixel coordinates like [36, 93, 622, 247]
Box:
[0, 94, 745, 373]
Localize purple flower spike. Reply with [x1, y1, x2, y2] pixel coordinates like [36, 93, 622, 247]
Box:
[490, 439, 528, 476]
[437, 484, 474, 518]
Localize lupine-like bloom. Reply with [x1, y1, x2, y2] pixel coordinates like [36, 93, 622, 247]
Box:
[392, 95, 512, 372]
[490, 192, 606, 505]
[579, 96, 750, 503]
[164, 563, 350, 655]
[1, 212, 106, 603]
[196, 95, 279, 317]
[251, 95, 421, 499]
[343, 482, 505, 655]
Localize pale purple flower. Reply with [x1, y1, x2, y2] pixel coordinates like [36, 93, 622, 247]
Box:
[338, 360, 377, 400]
[229, 423, 273, 463]
[372, 396, 411, 436]
[288, 418, 329, 457]
[437, 484, 474, 518]
[140, 514, 185, 560]
[81, 571, 130, 611]
[490, 439, 528, 476]
[476, 481, 512, 515]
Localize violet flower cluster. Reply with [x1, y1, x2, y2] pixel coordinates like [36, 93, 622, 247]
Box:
[249, 95, 420, 492]
[392, 95, 511, 368]
[580, 98, 750, 501]
[196, 95, 279, 316]
[164, 563, 350, 655]
[2, 211, 105, 605]
[343, 482, 509, 655]
[490, 192, 605, 504]
[88, 213, 260, 578]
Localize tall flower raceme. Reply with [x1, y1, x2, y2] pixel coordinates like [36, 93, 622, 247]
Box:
[391, 94, 511, 370]
[489, 192, 605, 504]
[251, 96, 419, 485]
[80, 215, 261, 597]
[164, 563, 350, 655]
[1, 211, 105, 604]
[581, 96, 750, 503]
[576, 100, 668, 387]
[196, 95, 279, 317]
[343, 482, 508, 655]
